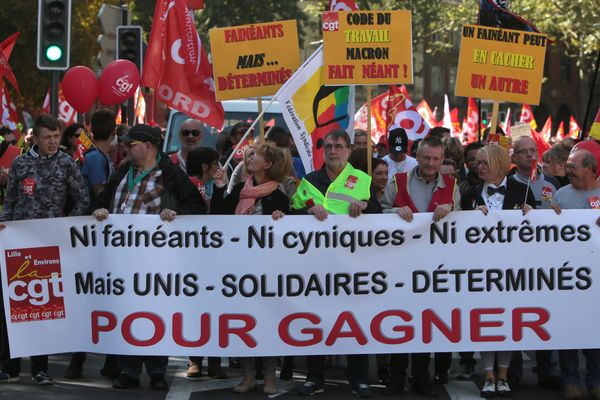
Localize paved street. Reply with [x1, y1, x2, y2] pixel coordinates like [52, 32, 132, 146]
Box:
[0, 352, 579, 400]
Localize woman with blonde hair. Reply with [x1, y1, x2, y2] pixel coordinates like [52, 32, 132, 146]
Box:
[211, 142, 291, 395]
[461, 144, 535, 397]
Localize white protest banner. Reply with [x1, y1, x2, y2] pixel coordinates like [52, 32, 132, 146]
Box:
[1, 211, 599, 358]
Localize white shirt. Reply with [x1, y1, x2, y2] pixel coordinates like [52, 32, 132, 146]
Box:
[481, 177, 508, 210]
[383, 154, 418, 183]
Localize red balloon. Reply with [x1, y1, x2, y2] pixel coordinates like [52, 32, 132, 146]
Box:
[98, 60, 140, 105]
[61, 66, 98, 113]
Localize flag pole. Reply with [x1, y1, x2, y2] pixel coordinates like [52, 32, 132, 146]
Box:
[222, 95, 280, 171]
[490, 100, 500, 136]
[366, 86, 372, 176]
[257, 96, 265, 143]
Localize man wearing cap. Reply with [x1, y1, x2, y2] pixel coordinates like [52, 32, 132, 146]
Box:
[380, 136, 460, 397]
[0, 114, 90, 385]
[551, 146, 600, 400]
[382, 128, 417, 183]
[92, 124, 205, 391]
[170, 118, 204, 172]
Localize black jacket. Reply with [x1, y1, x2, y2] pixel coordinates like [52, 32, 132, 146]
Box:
[461, 175, 536, 211]
[94, 154, 206, 215]
[210, 179, 290, 215]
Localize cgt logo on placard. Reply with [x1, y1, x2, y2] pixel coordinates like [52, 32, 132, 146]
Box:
[5, 246, 65, 323]
[322, 12, 340, 32]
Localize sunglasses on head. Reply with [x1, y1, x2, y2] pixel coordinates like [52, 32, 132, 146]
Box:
[181, 129, 201, 137]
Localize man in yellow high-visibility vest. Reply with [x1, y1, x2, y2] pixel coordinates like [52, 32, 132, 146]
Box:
[292, 130, 380, 398]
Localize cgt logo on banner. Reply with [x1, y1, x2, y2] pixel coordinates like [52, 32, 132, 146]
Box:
[5, 246, 65, 323]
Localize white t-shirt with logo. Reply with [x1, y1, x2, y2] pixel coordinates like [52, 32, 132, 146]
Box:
[383, 154, 418, 183]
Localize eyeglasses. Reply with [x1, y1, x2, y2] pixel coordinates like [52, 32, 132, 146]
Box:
[181, 129, 201, 137]
[324, 143, 348, 152]
[565, 163, 582, 170]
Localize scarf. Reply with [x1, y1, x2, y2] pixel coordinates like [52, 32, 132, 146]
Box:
[235, 176, 279, 215]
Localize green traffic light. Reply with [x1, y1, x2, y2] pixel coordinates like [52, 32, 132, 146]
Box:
[45, 45, 62, 62]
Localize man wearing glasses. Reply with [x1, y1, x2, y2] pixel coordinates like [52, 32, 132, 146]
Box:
[170, 118, 204, 172]
[92, 124, 205, 391]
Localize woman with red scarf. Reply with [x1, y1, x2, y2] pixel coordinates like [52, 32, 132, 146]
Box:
[211, 142, 291, 394]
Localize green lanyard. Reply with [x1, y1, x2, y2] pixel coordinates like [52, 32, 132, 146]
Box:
[127, 154, 161, 192]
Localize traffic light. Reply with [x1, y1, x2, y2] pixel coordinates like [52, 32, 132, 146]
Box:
[117, 26, 143, 74]
[37, 0, 71, 70]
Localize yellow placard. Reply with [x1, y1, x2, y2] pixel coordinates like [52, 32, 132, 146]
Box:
[455, 24, 548, 105]
[322, 10, 413, 85]
[209, 20, 301, 101]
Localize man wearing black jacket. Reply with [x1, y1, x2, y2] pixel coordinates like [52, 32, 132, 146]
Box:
[93, 124, 205, 391]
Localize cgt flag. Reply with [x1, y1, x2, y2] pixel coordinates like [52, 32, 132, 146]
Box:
[354, 91, 389, 146]
[43, 85, 77, 126]
[327, 0, 359, 11]
[141, 0, 224, 129]
[387, 86, 430, 140]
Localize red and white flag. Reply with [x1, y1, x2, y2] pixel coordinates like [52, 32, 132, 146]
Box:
[555, 121, 565, 142]
[0, 33, 19, 95]
[519, 104, 537, 130]
[42, 85, 77, 126]
[327, 0, 359, 11]
[539, 116, 552, 145]
[387, 86, 430, 140]
[416, 100, 439, 128]
[1, 84, 19, 131]
[465, 97, 480, 143]
[141, 0, 224, 129]
[568, 116, 580, 139]
[354, 91, 389, 145]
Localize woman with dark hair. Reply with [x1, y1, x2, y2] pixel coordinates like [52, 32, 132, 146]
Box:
[186, 147, 219, 209]
[60, 123, 85, 156]
[211, 142, 291, 395]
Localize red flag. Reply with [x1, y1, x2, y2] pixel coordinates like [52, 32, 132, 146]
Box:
[141, 0, 224, 129]
[555, 121, 565, 141]
[186, 0, 204, 9]
[1, 84, 19, 131]
[328, 0, 359, 11]
[519, 104, 537, 130]
[568, 116, 580, 139]
[354, 91, 389, 145]
[42, 84, 77, 126]
[0, 33, 19, 95]
[72, 130, 94, 162]
[529, 158, 538, 182]
[465, 97, 480, 143]
[450, 107, 461, 138]
[539, 116, 552, 144]
[531, 128, 550, 160]
[417, 100, 439, 128]
[386, 86, 430, 140]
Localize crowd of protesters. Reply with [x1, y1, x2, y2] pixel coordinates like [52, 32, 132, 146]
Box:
[0, 111, 599, 400]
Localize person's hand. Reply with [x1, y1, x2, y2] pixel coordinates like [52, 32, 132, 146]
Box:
[213, 168, 228, 188]
[397, 206, 413, 222]
[477, 205, 489, 215]
[432, 204, 452, 222]
[0, 224, 6, 231]
[308, 205, 328, 221]
[348, 201, 367, 218]
[272, 210, 285, 220]
[551, 204, 561, 215]
[522, 204, 533, 215]
[93, 208, 109, 221]
[160, 208, 177, 222]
